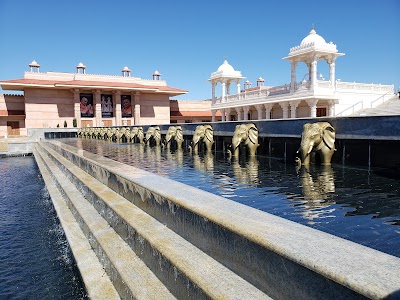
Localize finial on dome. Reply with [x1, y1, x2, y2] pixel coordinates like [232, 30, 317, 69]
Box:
[310, 24, 316, 34]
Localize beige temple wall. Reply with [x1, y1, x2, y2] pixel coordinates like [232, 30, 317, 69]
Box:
[139, 93, 171, 125]
[24, 88, 75, 128]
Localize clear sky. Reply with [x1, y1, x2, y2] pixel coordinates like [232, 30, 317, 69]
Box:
[0, 0, 399, 100]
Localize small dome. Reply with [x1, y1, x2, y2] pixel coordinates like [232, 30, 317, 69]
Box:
[29, 60, 40, 67]
[76, 62, 86, 68]
[300, 27, 327, 46]
[153, 70, 161, 75]
[257, 77, 264, 81]
[217, 59, 236, 74]
[122, 66, 131, 72]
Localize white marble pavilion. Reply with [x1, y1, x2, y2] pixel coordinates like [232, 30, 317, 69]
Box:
[210, 27, 394, 121]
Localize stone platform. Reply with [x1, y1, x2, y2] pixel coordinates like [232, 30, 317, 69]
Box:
[32, 138, 400, 299]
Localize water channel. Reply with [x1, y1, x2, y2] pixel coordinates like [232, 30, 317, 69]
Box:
[65, 137, 400, 258]
[0, 156, 87, 299]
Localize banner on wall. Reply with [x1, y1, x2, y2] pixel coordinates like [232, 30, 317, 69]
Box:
[80, 93, 94, 117]
[121, 95, 132, 118]
[101, 94, 113, 118]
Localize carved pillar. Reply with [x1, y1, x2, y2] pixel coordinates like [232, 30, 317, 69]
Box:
[211, 82, 216, 100]
[221, 80, 226, 102]
[226, 108, 231, 121]
[73, 89, 81, 127]
[212, 110, 216, 122]
[311, 58, 317, 90]
[329, 58, 336, 87]
[290, 61, 297, 93]
[328, 100, 335, 117]
[243, 107, 249, 121]
[94, 90, 102, 126]
[114, 91, 121, 126]
[255, 104, 264, 120]
[280, 102, 289, 119]
[236, 79, 241, 94]
[235, 107, 242, 121]
[264, 103, 272, 119]
[289, 101, 299, 119]
[134, 92, 141, 125]
[307, 99, 318, 118]
[221, 109, 226, 122]
[226, 81, 231, 95]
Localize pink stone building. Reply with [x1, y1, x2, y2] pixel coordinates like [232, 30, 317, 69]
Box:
[0, 61, 188, 137]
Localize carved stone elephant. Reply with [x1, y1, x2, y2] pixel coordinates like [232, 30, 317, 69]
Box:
[130, 127, 144, 144]
[165, 126, 184, 150]
[297, 122, 336, 165]
[231, 123, 259, 157]
[145, 126, 161, 146]
[192, 125, 214, 154]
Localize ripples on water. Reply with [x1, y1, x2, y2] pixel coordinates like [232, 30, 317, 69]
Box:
[68, 138, 400, 257]
[0, 156, 87, 299]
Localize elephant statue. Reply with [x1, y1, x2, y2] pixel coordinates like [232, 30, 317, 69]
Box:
[165, 126, 184, 150]
[297, 122, 336, 165]
[192, 125, 214, 154]
[231, 123, 259, 157]
[145, 126, 161, 146]
[130, 127, 144, 144]
[99, 128, 107, 140]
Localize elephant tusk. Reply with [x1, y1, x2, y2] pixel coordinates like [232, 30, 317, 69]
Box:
[307, 145, 313, 155]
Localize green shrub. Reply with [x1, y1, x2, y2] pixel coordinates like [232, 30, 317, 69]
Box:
[73, 118, 77, 127]
[64, 120, 67, 127]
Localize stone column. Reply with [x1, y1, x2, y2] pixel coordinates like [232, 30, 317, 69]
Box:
[329, 58, 336, 87]
[211, 82, 216, 100]
[307, 99, 318, 118]
[94, 90, 102, 126]
[243, 107, 249, 121]
[328, 100, 335, 117]
[134, 92, 141, 125]
[289, 101, 299, 118]
[255, 104, 264, 120]
[221, 80, 226, 102]
[212, 110, 216, 122]
[235, 107, 242, 121]
[311, 58, 317, 90]
[290, 61, 297, 93]
[114, 91, 121, 126]
[279, 102, 289, 119]
[226, 108, 231, 121]
[226, 81, 231, 95]
[221, 109, 225, 122]
[264, 103, 272, 119]
[236, 80, 241, 94]
[73, 89, 81, 127]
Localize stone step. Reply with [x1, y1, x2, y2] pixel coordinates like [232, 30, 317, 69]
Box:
[36, 141, 271, 299]
[33, 146, 121, 300]
[35, 144, 177, 300]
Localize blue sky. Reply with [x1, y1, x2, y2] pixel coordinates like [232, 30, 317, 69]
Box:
[0, 0, 399, 100]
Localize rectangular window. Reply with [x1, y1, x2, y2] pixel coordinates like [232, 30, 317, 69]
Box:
[317, 107, 327, 117]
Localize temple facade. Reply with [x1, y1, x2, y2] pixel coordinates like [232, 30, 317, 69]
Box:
[0, 62, 187, 136]
[210, 27, 394, 121]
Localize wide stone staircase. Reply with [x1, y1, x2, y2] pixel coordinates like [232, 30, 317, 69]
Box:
[33, 139, 400, 300]
[351, 94, 400, 116]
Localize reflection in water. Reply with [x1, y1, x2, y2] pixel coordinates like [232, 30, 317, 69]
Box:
[297, 165, 336, 224]
[232, 157, 259, 185]
[61, 138, 400, 257]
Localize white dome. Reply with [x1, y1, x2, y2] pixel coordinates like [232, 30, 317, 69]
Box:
[217, 59, 236, 74]
[77, 62, 86, 68]
[300, 28, 327, 46]
[29, 60, 40, 67]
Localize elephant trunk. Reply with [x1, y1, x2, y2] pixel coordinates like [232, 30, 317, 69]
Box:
[192, 136, 200, 154]
[232, 137, 241, 157]
[300, 140, 314, 165]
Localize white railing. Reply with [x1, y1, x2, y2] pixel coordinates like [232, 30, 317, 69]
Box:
[336, 101, 364, 117]
[336, 81, 394, 93]
[316, 80, 332, 88]
[370, 92, 392, 108]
